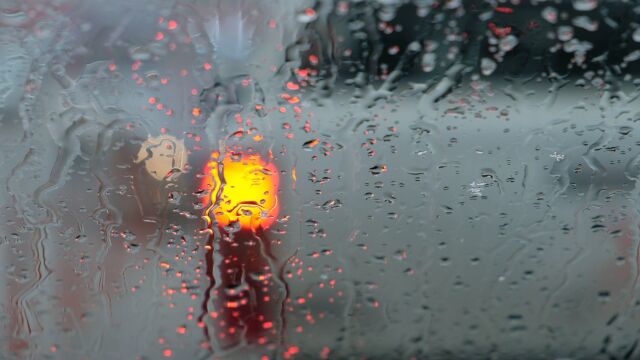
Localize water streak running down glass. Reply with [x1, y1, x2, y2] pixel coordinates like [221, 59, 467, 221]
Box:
[2, 0, 640, 359]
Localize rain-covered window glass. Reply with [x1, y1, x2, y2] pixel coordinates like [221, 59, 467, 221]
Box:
[3, 0, 640, 359]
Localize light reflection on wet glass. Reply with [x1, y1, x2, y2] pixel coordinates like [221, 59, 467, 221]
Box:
[2, 0, 640, 359]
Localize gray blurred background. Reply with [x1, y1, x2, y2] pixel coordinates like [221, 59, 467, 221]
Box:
[2, 0, 640, 359]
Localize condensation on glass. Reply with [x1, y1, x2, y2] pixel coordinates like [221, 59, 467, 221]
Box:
[1, 0, 640, 359]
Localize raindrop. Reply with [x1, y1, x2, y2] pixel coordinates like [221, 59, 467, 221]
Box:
[421, 52, 437, 73]
[480, 57, 497, 76]
[572, 16, 598, 32]
[557, 26, 574, 42]
[542, 7, 558, 24]
[572, 0, 598, 12]
[499, 35, 519, 53]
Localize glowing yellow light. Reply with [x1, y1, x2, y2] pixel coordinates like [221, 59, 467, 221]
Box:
[203, 152, 279, 231]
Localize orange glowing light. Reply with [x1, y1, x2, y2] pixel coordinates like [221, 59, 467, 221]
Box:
[203, 152, 280, 231]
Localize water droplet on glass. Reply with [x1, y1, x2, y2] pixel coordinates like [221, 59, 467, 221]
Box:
[572, 0, 598, 12]
[481, 57, 497, 76]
